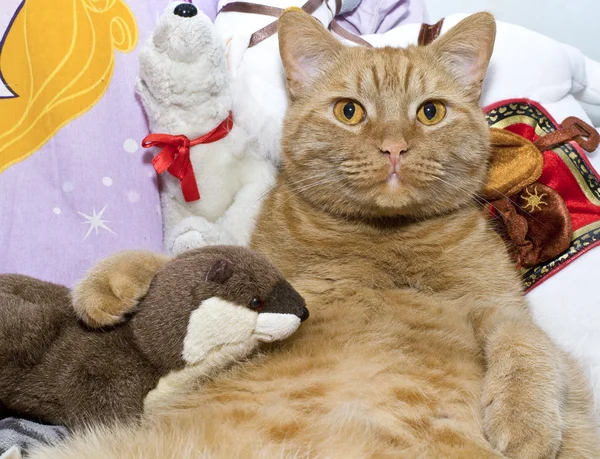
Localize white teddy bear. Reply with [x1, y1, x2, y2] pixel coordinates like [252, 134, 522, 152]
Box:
[137, 2, 277, 255]
[138, 0, 363, 255]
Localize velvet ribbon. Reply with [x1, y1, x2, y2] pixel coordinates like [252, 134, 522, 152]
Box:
[142, 112, 233, 202]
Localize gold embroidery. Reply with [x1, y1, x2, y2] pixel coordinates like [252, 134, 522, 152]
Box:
[521, 187, 547, 212]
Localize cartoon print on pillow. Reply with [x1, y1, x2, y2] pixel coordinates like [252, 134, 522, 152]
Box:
[0, 0, 138, 173]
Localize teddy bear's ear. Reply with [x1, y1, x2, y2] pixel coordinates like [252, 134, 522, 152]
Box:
[205, 259, 233, 284]
[72, 251, 170, 328]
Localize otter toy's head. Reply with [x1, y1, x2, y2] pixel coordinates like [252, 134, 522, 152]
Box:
[125, 246, 308, 373]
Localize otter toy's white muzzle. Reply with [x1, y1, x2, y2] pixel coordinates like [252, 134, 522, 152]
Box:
[254, 313, 302, 343]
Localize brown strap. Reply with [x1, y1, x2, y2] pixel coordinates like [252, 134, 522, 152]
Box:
[218, 2, 283, 17]
[418, 18, 445, 46]
[330, 20, 373, 47]
[219, 0, 371, 48]
[248, 20, 279, 47]
[219, 0, 323, 48]
[534, 116, 600, 153]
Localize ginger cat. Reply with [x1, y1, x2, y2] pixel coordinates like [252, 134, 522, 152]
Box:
[31, 11, 599, 459]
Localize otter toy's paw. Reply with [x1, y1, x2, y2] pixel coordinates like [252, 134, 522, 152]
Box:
[72, 251, 169, 328]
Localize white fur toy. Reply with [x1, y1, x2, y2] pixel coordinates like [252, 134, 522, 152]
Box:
[137, 3, 277, 254]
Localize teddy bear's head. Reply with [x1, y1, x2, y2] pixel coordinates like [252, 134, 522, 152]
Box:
[124, 246, 308, 373]
[136, 2, 232, 135]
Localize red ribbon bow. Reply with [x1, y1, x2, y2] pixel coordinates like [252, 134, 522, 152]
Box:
[142, 112, 233, 202]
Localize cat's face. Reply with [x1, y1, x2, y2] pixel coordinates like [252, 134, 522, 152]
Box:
[278, 12, 496, 219]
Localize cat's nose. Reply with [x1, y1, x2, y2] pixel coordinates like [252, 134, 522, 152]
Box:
[380, 140, 408, 168]
[174, 2, 198, 17]
[380, 140, 408, 157]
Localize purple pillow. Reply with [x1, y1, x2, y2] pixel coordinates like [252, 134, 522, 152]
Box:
[0, 0, 191, 287]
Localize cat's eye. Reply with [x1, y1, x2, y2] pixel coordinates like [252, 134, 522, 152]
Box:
[333, 99, 365, 125]
[417, 101, 446, 125]
[249, 297, 264, 311]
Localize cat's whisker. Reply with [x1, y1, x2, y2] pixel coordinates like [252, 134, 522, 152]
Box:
[208, 173, 339, 222]
[429, 175, 495, 208]
[277, 177, 346, 210]
[285, 173, 333, 188]
[291, 177, 345, 194]
[474, 184, 550, 228]
[430, 176, 550, 229]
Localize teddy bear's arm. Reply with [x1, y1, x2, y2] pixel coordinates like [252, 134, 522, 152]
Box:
[165, 214, 218, 255]
[577, 55, 600, 126]
[212, 160, 277, 245]
[72, 251, 169, 328]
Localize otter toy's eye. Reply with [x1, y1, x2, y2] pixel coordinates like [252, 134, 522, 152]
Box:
[333, 99, 365, 125]
[417, 101, 446, 125]
[250, 297, 264, 311]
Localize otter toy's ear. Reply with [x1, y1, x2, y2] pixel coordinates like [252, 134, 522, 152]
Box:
[72, 251, 170, 328]
[205, 259, 233, 284]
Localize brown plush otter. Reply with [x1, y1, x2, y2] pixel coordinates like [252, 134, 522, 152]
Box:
[0, 246, 308, 429]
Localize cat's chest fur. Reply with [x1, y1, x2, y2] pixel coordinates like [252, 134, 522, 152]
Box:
[187, 253, 489, 456]
[215, 194, 512, 453]
[253, 189, 502, 297]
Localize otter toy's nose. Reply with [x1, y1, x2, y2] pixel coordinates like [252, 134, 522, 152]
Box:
[300, 307, 310, 322]
[174, 3, 198, 17]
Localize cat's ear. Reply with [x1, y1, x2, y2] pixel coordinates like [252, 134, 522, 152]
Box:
[430, 13, 496, 99]
[278, 9, 343, 99]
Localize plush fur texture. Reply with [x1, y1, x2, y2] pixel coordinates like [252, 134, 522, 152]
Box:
[0, 246, 306, 429]
[31, 12, 599, 459]
[138, 6, 276, 254]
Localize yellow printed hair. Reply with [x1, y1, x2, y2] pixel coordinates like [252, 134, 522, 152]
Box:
[0, 0, 138, 173]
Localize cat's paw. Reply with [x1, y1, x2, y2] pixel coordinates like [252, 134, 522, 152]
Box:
[172, 229, 206, 255]
[482, 382, 563, 459]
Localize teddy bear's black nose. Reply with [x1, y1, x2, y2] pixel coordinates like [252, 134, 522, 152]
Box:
[300, 307, 310, 322]
[174, 3, 198, 18]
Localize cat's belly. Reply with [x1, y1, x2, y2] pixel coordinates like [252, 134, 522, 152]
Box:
[163, 288, 497, 457]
